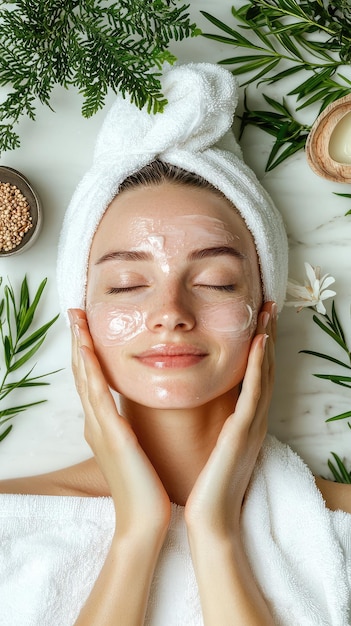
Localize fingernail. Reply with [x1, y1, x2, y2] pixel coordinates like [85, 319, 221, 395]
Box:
[271, 302, 277, 318]
[73, 323, 81, 338]
[263, 334, 269, 349]
[261, 311, 270, 329]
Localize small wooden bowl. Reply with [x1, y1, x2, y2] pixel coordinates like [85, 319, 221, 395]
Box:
[0, 166, 42, 256]
[306, 93, 351, 183]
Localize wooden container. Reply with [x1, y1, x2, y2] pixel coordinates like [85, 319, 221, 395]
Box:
[306, 94, 351, 183]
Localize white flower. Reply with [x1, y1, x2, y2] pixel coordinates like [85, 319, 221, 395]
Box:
[285, 262, 336, 314]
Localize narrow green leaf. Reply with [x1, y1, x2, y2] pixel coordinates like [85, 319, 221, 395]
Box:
[18, 276, 30, 335]
[262, 94, 290, 116]
[0, 399, 46, 419]
[331, 301, 346, 344]
[200, 11, 253, 44]
[328, 453, 351, 484]
[4, 287, 14, 353]
[266, 138, 306, 170]
[299, 349, 351, 369]
[288, 67, 335, 99]
[17, 278, 48, 339]
[3, 335, 12, 369]
[275, 31, 304, 59]
[314, 374, 351, 388]
[312, 315, 347, 351]
[266, 65, 305, 84]
[326, 411, 351, 423]
[243, 59, 281, 85]
[0, 424, 12, 442]
[16, 314, 59, 353]
[8, 336, 46, 372]
[201, 33, 241, 45]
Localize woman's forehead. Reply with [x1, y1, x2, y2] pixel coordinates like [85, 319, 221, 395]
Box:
[91, 183, 257, 258]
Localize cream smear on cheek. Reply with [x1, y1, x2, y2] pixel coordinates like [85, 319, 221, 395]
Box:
[87, 300, 255, 347]
[87, 302, 147, 346]
[87, 215, 259, 346]
[199, 299, 255, 339]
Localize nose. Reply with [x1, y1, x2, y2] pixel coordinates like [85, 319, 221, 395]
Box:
[146, 285, 196, 333]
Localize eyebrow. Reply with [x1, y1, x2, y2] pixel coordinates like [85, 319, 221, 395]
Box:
[187, 246, 246, 262]
[96, 250, 152, 264]
[95, 246, 245, 265]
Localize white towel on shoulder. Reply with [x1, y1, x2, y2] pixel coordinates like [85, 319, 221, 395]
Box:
[242, 435, 351, 625]
[0, 435, 350, 625]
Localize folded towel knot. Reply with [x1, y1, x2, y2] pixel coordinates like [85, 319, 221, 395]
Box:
[93, 63, 238, 170]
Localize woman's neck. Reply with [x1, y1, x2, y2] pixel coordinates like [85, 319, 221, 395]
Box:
[119, 392, 238, 505]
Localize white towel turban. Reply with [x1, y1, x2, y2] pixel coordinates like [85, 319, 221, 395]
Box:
[57, 62, 288, 315]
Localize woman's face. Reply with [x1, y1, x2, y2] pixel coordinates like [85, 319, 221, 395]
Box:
[86, 182, 262, 409]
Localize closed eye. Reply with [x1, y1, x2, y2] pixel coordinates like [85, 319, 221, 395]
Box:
[106, 286, 147, 294]
[198, 285, 236, 292]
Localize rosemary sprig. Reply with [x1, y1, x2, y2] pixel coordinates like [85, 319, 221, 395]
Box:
[300, 301, 351, 400]
[0, 275, 59, 441]
[201, 1, 351, 170]
[300, 300, 351, 483]
[240, 92, 311, 170]
[0, 0, 200, 154]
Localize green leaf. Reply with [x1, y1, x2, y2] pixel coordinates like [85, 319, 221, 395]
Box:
[201, 1, 351, 169]
[17, 275, 30, 335]
[200, 11, 254, 44]
[0, 400, 46, 420]
[16, 314, 59, 353]
[313, 374, 351, 388]
[328, 453, 351, 484]
[266, 138, 306, 171]
[312, 315, 348, 351]
[3, 335, 12, 369]
[326, 411, 351, 423]
[265, 64, 306, 84]
[0, 1, 198, 154]
[288, 67, 335, 100]
[17, 277, 48, 339]
[8, 335, 46, 372]
[331, 301, 346, 345]
[299, 350, 351, 370]
[0, 424, 12, 442]
[0, 273, 60, 441]
[262, 94, 291, 116]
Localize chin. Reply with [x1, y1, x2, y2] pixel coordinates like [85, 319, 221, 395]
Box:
[119, 383, 238, 412]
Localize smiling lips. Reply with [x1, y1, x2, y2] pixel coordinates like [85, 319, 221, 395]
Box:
[135, 344, 208, 369]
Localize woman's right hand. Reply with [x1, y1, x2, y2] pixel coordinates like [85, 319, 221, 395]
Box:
[69, 308, 171, 538]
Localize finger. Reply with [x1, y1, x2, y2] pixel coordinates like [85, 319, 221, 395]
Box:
[69, 309, 92, 397]
[255, 301, 276, 388]
[79, 344, 135, 455]
[232, 332, 267, 429]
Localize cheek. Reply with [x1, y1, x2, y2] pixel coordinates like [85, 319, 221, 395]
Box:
[87, 302, 146, 346]
[198, 299, 257, 341]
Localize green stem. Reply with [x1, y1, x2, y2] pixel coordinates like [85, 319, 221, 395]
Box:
[248, 0, 351, 41]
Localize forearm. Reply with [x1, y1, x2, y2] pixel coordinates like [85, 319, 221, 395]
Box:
[188, 529, 274, 626]
[74, 529, 166, 626]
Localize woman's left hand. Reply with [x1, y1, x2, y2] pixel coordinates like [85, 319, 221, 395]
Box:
[184, 301, 276, 537]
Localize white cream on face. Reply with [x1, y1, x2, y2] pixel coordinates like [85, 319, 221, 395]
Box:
[126, 214, 239, 273]
[87, 302, 147, 346]
[198, 300, 255, 337]
[87, 300, 255, 347]
[87, 214, 259, 346]
[86, 184, 264, 409]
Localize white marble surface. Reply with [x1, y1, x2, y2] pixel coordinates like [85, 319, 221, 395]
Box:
[0, 0, 350, 480]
